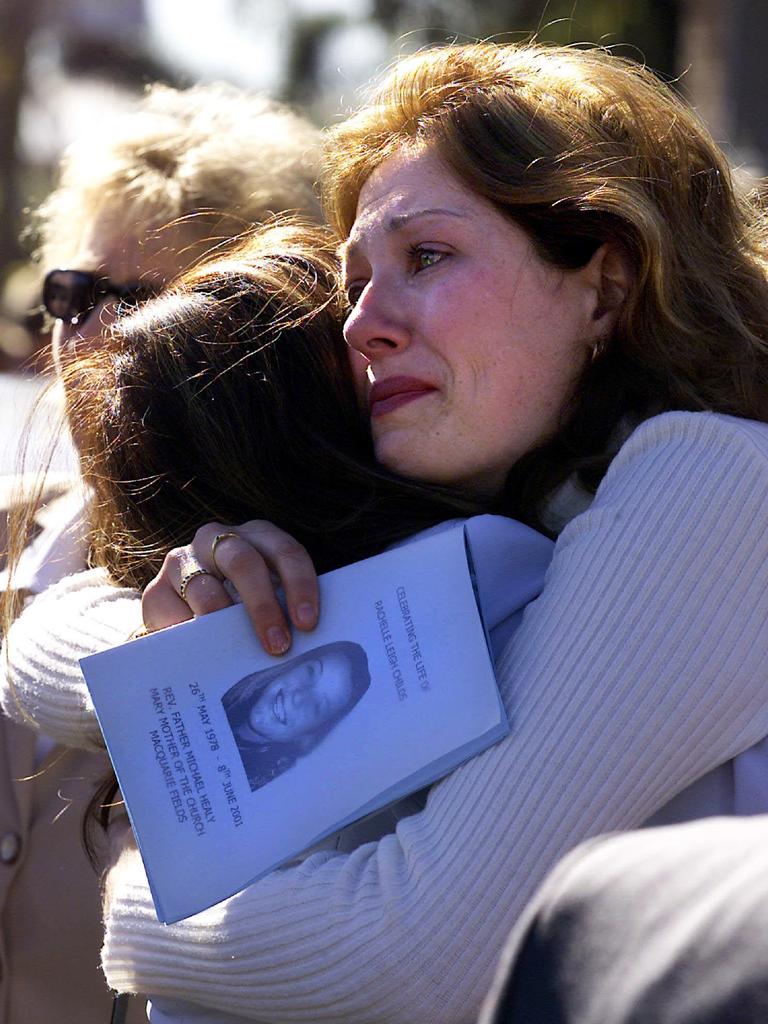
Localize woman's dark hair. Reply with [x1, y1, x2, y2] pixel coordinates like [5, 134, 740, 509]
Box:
[222, 641, 371, 791]
[69, 219, 483, 589]
[59, 219, 484, 859]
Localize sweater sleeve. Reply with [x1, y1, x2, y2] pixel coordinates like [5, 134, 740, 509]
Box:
[1, 568, 142, 750]
[101, 412, 768, 1024]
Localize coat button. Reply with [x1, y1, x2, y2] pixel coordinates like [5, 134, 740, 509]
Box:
[0, 833, 21, 864]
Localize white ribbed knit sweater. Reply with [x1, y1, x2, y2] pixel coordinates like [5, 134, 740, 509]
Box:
[5, 411, 768, 1024]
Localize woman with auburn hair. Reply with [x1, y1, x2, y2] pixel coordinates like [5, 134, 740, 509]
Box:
[5, 41, 768, 1024]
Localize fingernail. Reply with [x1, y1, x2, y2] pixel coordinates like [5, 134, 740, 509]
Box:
[267, 627, 290, 654]
[296, 602, 316, 627]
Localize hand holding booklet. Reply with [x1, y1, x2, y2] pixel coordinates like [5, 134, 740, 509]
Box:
[81, 517, 553, 923]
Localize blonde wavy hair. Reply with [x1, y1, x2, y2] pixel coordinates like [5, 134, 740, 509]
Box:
[34, 82, 322, 271]
[323, 42, 768, 516]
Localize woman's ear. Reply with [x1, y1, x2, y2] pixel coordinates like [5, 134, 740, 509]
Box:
[585, 241, 634, 335]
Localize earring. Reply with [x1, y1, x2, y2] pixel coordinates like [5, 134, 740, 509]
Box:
[590, 337, 607, 363]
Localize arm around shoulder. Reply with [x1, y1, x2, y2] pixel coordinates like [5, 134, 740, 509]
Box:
[101, 411, 768, 1024]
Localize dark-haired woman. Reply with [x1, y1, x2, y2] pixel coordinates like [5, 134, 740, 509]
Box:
[5, 41, 768, 1024]
[2, 216, 550, 1024]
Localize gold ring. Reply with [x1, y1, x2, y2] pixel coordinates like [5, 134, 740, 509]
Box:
[211, 531, 240, 575]
[179, 568, 213, 602]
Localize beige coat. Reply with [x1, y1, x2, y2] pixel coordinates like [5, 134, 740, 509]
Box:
[1, 477, 145, 1022]
[0, 718, 149, 1022]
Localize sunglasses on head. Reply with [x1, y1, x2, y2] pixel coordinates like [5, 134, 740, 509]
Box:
[42, 269, 156, 327]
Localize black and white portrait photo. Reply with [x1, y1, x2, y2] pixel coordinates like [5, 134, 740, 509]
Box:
[222, 641, 371, 792]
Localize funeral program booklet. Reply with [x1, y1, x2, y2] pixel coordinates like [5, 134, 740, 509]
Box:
[81, 521, 512, 923]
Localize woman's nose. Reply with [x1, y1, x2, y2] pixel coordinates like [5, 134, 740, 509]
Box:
[51, 297, 114, 376]
[292, 687, 304, 707]
[291, 681, 313, 708]
[343, 281, 410, 359]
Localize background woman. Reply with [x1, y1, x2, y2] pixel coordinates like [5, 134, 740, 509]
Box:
[0, 81, 324, 1024]
[5, 41, 768, 1024]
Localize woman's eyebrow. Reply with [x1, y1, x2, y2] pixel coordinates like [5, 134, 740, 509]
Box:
[387, 207, 466, 231]
[341, 208, 465, 263]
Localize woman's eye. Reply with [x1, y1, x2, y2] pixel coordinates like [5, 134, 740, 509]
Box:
[410, 247, 445, 272]
[345, 282, 365, 307]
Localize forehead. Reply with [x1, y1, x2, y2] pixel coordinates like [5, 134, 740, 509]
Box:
[343, 148, 481, 258]
[316, 652, 354, 700]
[318, 649, 351, 674]
[52, 208, 195, 286]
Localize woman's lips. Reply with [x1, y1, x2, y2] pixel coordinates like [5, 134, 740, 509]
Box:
[272, 689, 286, 725]
[368, 377, 437, 418]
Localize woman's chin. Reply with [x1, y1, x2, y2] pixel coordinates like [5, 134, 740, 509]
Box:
[374, 439, 464, 489]
[374, 436, 508, 497]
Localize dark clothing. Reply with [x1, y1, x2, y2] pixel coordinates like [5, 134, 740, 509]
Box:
[482, 816, 768, 1024]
